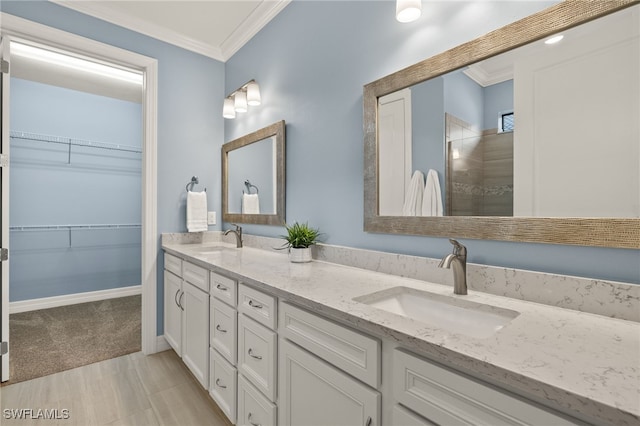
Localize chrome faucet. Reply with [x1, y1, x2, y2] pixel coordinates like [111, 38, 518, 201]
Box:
[438, 239, 468, 295]
[224, 224, 243, 248]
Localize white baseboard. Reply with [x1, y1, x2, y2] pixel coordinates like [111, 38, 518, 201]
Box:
[9, 285, 142, 314]
[156, 335, 171, 353]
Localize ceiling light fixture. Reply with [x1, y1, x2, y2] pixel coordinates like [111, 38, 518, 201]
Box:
[223, 79, 261, 119]
[396, 0, 422, 23]
[10, 41, 143, 85]
[544, 34, 564, 45]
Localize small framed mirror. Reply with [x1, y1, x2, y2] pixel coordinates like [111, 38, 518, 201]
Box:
[222, 120, 285, 225]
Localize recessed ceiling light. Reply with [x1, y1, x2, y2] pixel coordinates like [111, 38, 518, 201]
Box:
[544, 35, 564, 45]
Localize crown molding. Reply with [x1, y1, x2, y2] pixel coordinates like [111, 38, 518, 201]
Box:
[50, 0, 225, 61]
[220, 0, 291, 61]
[49, 0, 290, 62]
[462, 62, 513, 87]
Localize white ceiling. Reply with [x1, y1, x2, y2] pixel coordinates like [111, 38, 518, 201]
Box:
[50, 0, 291, 62]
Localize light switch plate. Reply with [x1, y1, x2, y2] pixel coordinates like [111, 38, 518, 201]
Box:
[207, 211, 216, 225]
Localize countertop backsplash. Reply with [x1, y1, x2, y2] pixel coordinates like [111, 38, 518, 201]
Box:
[161, 231, 639, 322]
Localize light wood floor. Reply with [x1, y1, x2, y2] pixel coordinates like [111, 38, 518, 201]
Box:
[0, 350, 232, 426]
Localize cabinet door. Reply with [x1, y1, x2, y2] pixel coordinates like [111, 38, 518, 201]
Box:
[182, 281, 209, 388]
[164, 271, 182, 355]
[279, 339, 380, 426]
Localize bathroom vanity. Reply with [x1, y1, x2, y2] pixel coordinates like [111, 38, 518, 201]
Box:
[162, 236, 639, 426]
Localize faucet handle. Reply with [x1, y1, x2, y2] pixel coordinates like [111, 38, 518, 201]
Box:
[231, 223, 242, 232]
[448, 238, 467, 256]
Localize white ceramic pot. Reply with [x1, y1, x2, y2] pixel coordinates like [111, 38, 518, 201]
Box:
[289, 247, 312, 263]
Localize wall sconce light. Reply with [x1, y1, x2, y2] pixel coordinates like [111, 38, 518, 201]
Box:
[223, 98, 236, 119]
[223, 79, 261, 119]
[396, 0, 421, 23]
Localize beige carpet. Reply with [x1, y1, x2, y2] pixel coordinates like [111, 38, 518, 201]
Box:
[3, 294, 141, 385]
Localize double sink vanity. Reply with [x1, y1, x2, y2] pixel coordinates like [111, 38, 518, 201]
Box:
[171, 4, 639, 425]
[162, 236, 639, 426]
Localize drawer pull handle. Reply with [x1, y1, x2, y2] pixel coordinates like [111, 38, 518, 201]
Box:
[365, 416, 372, 426]
[216, 284, 228, 291]
[215, 378, 227, 389]
[248, 299, 263, 309]
[174, 289, 181, 308]
[178, 291, 184, 311]
[216, 324, 227, 333]
[248, 348, 262, 360]
[248, 413, 261, 426]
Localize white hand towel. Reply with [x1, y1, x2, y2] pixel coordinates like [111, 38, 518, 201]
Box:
[402, 170, 425, 216]
[422, 169, 443, 216]
[187, 191, 208, 232]
[242, 193, 260, 214]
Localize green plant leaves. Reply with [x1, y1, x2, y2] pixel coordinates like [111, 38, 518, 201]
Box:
[280, 221, 321, 248]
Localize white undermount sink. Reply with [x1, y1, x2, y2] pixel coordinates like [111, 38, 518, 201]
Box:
[353, 286, 519, 338]
[191, 246, 236, 255]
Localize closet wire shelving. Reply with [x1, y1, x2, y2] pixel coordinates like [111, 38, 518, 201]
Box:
[9, 224, 142, 247]
[10, 130, 142, 164]
[10, 131, 142, 246]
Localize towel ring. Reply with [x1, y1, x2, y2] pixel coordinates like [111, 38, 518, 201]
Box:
[243, 180, 259, 195]
[186, 176, 206, 192]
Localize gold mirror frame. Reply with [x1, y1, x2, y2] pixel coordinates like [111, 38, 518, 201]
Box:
[364, 0, 639, 249]
[222, 120, 286, 225]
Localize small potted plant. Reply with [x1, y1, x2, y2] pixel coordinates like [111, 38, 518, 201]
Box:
[279, 221, 321, 263]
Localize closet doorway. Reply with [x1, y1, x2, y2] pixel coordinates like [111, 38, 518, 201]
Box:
[0, 15, 159, 383]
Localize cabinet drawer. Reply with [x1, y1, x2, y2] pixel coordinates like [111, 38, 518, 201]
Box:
[209, 348, 237, 424]
[238, 375, 277, 426]
[164, 253, 182, 277]
[280, 302, 380, 388]
[183, 261, 209, 292]
[238, 315, 277, 402]
[210, 271, 237, 307]
[392, 404, 435, 426]
[238, 284, 277, 330]
[394, 349, 580, 426]
[210, 296, 237, 365]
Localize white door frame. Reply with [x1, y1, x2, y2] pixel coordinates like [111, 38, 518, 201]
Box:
[0, 13, 159, 366]
[1, 36, 11, 382]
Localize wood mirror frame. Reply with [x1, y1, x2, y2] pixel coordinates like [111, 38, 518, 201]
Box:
[363, 0, 639, 249]
[222, 120, 286, 225]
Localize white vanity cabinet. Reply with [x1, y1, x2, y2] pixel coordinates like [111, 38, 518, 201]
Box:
[278, 302, 382, 426]
[163, 253, 210, 389]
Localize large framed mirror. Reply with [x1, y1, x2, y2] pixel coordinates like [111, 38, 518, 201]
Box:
[364, 1, 639, 249]
[222, 120, 285, 225]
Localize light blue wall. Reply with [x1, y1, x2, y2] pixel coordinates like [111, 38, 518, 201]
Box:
[9, 78, 142, 301]
[411, 77, 444, 176]
[484, 80, 514, 130]
[444, 70, 483, 130]
[1, 1, 226, 332]
[225, 0, 639, 284]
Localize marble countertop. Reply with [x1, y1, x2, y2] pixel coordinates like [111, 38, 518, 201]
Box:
[162, 242, 640, 425]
